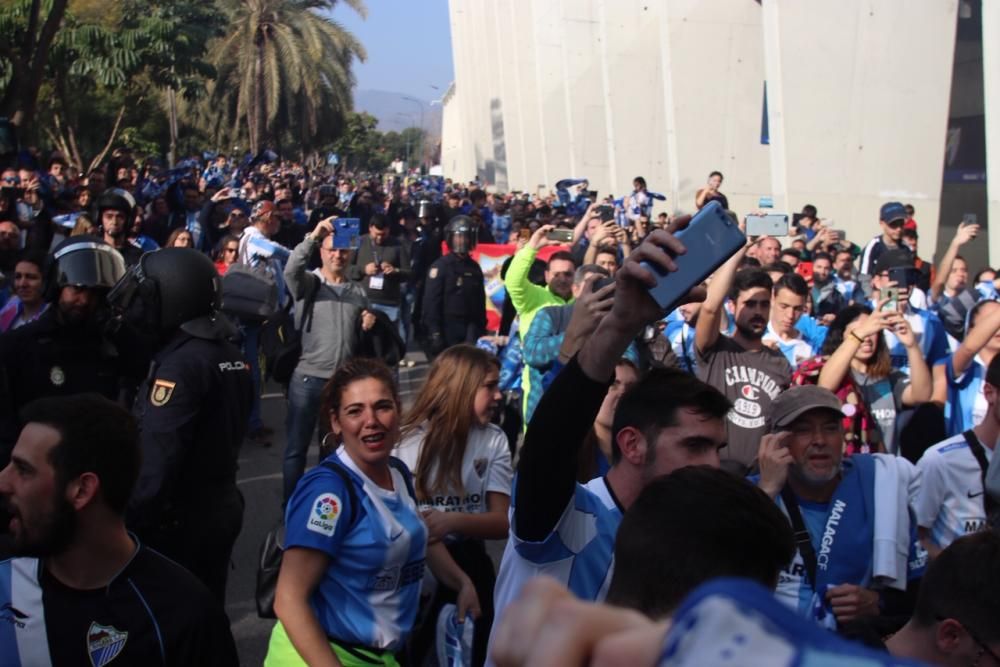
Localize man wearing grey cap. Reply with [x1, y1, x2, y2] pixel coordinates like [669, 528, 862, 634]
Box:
[755, 385, 926, 632]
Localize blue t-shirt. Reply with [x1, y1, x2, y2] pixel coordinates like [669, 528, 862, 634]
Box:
[283, 450, 427, 650]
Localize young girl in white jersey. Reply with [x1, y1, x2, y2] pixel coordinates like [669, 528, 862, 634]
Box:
[394, 345, 513, 666]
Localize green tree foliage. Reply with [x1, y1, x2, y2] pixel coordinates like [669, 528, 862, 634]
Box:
[205, 0, 367, 156]
[35, 0, 224, 168]
[0, 0, 369, 166]
[0, 0, 71, 133]
[329, 112, 425, 172]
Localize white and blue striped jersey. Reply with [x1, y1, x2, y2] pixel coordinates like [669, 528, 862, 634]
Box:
[763, 323, 814, 369]
[487, 477, 621, 663]
[664, 310, 697, 374]
[942, 354, 988, 436]
[283, 449, 427, 651]
[238, 225, 292, 306]
[915, 433, 993, 550]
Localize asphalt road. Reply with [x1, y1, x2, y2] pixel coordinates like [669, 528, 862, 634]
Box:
[225, 358, 435, 665]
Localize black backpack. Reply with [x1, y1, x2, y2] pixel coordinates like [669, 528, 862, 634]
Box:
[260, 277, 321, 385]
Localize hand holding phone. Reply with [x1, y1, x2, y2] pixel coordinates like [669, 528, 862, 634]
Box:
[881, 287, 899, 313]
[639, 201, 746, 312]
[333, 218, 361, 249]
[545, 228, 575, 243]
[745, 214, 789, 238]
[597, 205, 615, 222]
[954, 220, 980, 246]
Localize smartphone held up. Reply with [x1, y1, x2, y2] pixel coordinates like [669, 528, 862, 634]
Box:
[639, 201, 746, 312]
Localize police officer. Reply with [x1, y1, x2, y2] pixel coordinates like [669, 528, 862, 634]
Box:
[421, 215, 486, 356]
[0, 235, 144, 461]
[95, 188, 144, 267]
[115, 248, 253, 603]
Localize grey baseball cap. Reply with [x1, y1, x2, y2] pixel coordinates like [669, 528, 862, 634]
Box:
[770, 385, 844, 429]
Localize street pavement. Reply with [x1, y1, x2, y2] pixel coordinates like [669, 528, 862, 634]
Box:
[225, 357, 433, 665]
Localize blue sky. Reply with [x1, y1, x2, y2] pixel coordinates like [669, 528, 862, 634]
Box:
[329, 0, 455, 103]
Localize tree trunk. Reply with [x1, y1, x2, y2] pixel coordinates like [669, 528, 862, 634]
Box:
[0, 0, 70, 139]
[251, 34, 266, 155]
[87, 102, 132, 174]
[167, 87, 179, 167]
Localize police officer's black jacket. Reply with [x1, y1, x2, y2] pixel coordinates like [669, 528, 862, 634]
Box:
[0, 307, 147, 463]
[421, 252, 487, 339]
[127, 330, 252, 531]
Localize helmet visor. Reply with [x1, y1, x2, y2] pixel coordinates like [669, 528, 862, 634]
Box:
[53, 242, 126, 289]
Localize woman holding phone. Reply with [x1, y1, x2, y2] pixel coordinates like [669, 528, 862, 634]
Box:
[793, 303, 931, 456]
[266, 358, 480, 667]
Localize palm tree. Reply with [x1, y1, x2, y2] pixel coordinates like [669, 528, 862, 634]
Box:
[207, 0, 366, 155]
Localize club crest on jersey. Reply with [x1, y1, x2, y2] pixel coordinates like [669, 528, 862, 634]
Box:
[49, 366, 65, 387]
[308, 493, 342, 535]
[150, 379, 176, 407]
[87, 622, 128, 667]
[473, 458, 488, 478]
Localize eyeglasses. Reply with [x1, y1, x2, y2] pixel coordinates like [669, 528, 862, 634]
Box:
[2, 177, 18, 185]
[886, 219, 905, 229]
[224, 247, 238, 254]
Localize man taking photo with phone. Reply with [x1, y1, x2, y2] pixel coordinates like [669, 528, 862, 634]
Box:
[504, 222, 577, 419]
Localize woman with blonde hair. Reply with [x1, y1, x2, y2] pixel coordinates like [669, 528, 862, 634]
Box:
[394, 344, 512, 666]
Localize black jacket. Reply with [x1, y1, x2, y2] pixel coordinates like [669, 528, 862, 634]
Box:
[0, 307, 147, 462]
[348, 234, 412, 306]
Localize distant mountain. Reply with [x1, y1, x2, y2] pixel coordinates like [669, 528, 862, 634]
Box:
[353, 89, 443, 136]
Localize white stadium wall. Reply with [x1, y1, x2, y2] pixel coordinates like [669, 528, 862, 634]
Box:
[444, 0, 971, 258]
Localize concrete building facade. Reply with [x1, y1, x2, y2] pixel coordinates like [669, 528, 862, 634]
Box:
[443, 0, 997, 267]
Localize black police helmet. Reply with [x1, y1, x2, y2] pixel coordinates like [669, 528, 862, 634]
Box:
[44, 235, 126, 302]
[445, 215, 478, 253]
[95, 188, 136, 220]
[109, 248, 232, 338]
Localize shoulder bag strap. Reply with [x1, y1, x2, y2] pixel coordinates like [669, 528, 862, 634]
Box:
[319, 458, 360, 527]
[962, 429, 996, 515]
[780, 486, 819, 587]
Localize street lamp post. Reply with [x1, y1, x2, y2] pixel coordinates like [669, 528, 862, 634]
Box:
[402, 96, 425, 167]
[394, 112, 416, 167]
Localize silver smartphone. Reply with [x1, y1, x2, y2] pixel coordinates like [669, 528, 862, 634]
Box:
[746, 214, 789, 237]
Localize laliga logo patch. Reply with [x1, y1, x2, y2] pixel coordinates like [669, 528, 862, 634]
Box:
[307, 493, 342, 536]
[87, 622, 128, 667]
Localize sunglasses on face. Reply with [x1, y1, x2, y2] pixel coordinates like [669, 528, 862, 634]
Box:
[886, 219, 905, 229]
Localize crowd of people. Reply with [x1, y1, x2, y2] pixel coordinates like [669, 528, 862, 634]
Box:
[0, 145, 997, 667]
